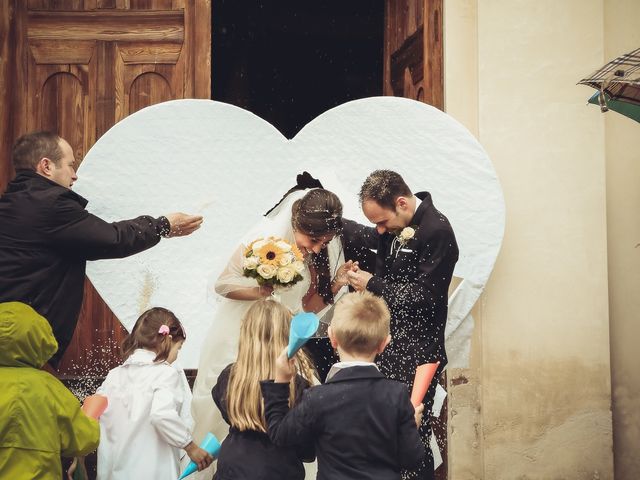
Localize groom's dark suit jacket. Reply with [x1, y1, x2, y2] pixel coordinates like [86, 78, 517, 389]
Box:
[343, 192, 459, 394]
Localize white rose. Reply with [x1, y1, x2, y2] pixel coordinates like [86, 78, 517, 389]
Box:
[257, 264, 277, 279]
[275, 240, 292, 252]
[277, 265, 296, 283]
[279, 254, 292, 266]
[243, 256, 260, 270]
[400, 227, 415, 241]
[292, 260, 305, 274]
[251, 239, 267, 251]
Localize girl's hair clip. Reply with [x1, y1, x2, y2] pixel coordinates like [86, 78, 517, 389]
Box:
[158, 325, 170, 336]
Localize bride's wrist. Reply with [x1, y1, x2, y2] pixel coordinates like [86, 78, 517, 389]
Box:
[258, 285, 273, 297]
[331, 277, 347, 292]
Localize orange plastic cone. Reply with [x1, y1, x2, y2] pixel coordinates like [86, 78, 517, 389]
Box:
[410, 362, 440, 407]
[81, 395, 108, 419]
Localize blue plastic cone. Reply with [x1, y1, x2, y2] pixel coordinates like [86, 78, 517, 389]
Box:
[287, 312, 320, 358]
[178, 432, 221, 479]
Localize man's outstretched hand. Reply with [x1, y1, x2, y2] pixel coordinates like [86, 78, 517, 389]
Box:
[165, 213, 203, 237]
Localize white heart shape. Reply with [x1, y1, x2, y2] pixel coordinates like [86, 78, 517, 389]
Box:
[75, 97, 505, 368]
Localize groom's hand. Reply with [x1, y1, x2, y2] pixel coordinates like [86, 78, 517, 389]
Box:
[347, 269, 373, 292]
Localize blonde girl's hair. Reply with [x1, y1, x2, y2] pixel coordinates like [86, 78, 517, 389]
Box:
[121, 307, 186, 362]
[226, 299, 316, 432]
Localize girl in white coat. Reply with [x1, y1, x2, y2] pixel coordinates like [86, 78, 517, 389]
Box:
[96, 307, 213, 480]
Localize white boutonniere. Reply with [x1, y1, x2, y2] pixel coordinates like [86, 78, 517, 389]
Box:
[391, 226, 417, 258]
[398, 226, 416, 246]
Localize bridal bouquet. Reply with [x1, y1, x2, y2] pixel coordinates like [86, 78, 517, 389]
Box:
[243, 237, 305, 288]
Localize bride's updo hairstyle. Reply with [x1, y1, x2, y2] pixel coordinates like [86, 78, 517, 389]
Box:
[291, 189, 343, 238]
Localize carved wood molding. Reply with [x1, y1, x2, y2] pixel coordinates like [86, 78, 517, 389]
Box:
[27, 10, 184, 42]
[390, 24, 424, 97]
[117, 42, 182, 65]
[29, 40, 96, 65]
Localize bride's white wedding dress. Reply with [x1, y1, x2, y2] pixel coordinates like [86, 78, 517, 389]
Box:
[190, 189, 344, 479]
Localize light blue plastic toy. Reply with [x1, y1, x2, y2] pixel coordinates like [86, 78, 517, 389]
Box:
[178, 432, 221, 479]
[287, 311, 320, 358]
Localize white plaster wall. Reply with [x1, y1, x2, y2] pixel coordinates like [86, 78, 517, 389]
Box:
[443, 2, 485, 479]
[603, 1, 640, 478]
[445, 1, 616, 478]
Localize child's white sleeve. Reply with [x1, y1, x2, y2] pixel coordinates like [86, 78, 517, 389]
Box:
[95, 370, 113, 397]
[149, 368, 193, 449]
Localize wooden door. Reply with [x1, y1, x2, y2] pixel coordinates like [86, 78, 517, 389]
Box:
[0, 0, 210, 376]
[384, 0, 443, 109]
[383, 1, 447, 477]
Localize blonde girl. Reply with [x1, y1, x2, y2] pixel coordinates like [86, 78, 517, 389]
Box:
[212, 299, 316, 480]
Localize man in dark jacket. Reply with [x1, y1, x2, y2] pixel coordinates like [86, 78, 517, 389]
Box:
[0, 131, 203, 367]
[344, 170, 459, 480]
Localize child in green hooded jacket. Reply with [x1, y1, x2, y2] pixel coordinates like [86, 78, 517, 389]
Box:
[0, 301, 100, 479]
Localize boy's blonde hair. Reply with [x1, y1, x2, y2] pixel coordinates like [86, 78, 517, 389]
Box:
[226, 299, 315, 432]
[331, 291, 390, 355]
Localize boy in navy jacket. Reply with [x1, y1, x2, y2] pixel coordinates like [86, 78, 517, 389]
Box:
[261, 291, 425, 480]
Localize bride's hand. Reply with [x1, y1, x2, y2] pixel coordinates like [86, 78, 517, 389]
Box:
[331, 260, 358, 293]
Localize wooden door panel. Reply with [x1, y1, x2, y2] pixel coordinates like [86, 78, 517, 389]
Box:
[423, 1, 443, 108]
[116, 40, 184, 117]
[27, 37, 95, 161]
[389, 25, 424, 98]
[130, 0, 174, 9]
[41, 72, 86, 158]
[129, 71, 173, 113]
[27, 10, 185, 43]
[384, 0, 443, 109]
[27, 0, 90, 9]
[0, 0, 210, 375]
[117, 42, 183, 64]
[29, 39, 96, 65]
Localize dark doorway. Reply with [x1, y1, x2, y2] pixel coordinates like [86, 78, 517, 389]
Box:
[211, 0, 384, 139]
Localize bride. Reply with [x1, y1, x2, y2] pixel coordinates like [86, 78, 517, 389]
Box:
[191, 173, 350, 477]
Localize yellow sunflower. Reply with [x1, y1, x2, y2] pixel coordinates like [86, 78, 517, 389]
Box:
[256, 240, 287, 266]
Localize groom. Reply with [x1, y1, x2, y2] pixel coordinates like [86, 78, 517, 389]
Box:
[344, 170, 458, 480]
